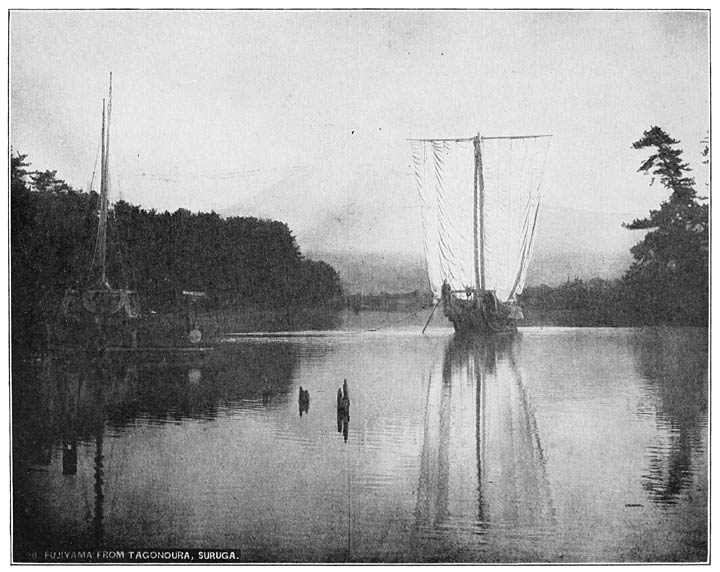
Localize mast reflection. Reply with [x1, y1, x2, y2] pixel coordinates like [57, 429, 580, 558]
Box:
[14, 355, 140, 550]
[416, 334, 553, 539]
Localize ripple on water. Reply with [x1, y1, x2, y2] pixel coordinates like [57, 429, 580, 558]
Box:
[12, 327, 708, 563]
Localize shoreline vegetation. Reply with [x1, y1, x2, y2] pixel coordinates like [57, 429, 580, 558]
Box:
[10, 126, 708, 353]
[12, 152, 344, 354]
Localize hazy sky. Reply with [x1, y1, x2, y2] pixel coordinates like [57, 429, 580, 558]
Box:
[10, 10, 709, 222]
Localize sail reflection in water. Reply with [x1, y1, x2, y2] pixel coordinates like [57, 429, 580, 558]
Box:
[415, 335, 553, 560]
[12, 329, 707, 563]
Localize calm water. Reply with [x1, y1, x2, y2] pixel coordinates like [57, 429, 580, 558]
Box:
[12, 327, 708, 563]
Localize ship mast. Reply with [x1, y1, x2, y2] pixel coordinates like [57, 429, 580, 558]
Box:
[97, 73, 112, 288]
[474, 135, 485, 292]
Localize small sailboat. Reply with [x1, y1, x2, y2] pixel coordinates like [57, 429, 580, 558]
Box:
[55, 73, 140, 352]
[410, 134, 551, 334]
[53, 74, 212, 353]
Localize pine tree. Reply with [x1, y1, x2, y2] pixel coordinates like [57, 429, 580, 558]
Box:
[623, 126, 708, 325]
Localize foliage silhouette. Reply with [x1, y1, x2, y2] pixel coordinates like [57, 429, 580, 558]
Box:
[11, 153, 342, 353]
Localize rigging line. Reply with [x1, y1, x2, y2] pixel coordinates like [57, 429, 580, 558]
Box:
[408, 135, 552, 141]
[89, 136, 102, 193]
[358, 310, 419, 333]
[436, 356, 453, 525]
[90, 101, 108, 279]
[134, 164, 306, 181]
[107, 210, 131, 288]
[480, 135, 553, 140]
[407, 137, 476, 142]
[510, 137, 552, 298]
[508, 353, 557, 522]
[422, 298, 441, 334]
[414, 370, 434, 531]
[222, 310, 422, 338]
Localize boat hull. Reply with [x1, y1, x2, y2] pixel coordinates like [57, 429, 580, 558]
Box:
[49, 311, 215, 354]
[442, 290, 519, 335]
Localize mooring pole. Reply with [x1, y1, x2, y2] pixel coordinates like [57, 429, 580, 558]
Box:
[422, 297, 442, 334]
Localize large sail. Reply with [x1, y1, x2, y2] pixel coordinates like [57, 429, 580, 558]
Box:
[411, 139, 476, 296]
[411, 135, 550, 302]
[481, 136, 550, 300]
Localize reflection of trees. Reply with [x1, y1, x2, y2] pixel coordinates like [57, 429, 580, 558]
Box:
[13, 343, 306, 461]
[13, 356, 112, 552]
[632, 328, 708, 505]
[110, 344, 303, 424]
[12, 342, 311, 554]
[14, 358, 112, 471]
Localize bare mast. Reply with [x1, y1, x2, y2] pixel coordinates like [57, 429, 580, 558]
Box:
[97, 73, 112, 288]
[474, 135, 486, 292]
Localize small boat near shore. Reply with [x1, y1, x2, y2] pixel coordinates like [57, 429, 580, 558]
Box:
[50, 74, 214, 355]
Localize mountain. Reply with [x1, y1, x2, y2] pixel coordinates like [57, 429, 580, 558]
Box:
[223, 163, 646, 294]
[309, 249, 635, 295]
[221, 162, 421, 254]
[305, 251, 428, 295]
[533, 205, 643, 258]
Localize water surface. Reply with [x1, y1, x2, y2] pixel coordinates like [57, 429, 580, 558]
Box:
[12, 327, 708, 562]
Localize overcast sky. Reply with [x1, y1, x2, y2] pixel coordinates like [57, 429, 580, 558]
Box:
[10, 10, 709, 221]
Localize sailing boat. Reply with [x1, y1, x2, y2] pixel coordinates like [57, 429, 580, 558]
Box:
[54, 74, 211, 353]
[410, 134, 551, 334]
[55, 73, 141, 352]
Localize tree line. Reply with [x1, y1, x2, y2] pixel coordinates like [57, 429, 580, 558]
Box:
[10, 125, 709, 351]
[11, 153, 342, 352]
[521, 126, 708, 327]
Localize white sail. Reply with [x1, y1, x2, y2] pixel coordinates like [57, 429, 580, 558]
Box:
[481, 136, 550, 300]
[411, 135, 550, 302]
[411, 139, 476, 296]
